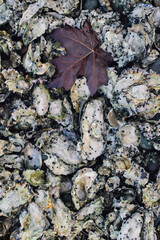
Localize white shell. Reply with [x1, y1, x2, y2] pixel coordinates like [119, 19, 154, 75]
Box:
[117, 212, 143, 240]
[70, 77, 91, 113]
[33, 85, 50, 116]
[72, 168, 97, 209]
[23, 17, 48, 45]
[80, 99, 105, 160]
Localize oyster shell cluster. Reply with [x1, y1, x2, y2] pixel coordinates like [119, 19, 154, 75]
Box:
[0, 0, 160, 239]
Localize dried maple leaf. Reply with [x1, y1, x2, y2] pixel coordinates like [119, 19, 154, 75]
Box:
[49, 21, 113, 95]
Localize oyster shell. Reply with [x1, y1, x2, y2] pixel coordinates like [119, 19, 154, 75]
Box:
[18, 202, 47, 240]
[0, 154, 24, 170]
[101, 10, 155, 67]
[49, 97, 73, 128]
[9, 106, 37, 130]
[105, 176, 120, 192]
[0, 181, 33, 213]
[110, 69, 160, 119]
[35, 189, 55, 217]
[83, 220, 103, 240]
[52, 198, 83, 239]
[71, 168, 102, 210]
[117, 211, 143, 240]
[23, 169, 45, 186]
[77, 197, 104, 221]
[80, 99, 106, 160]
[41, 229, 57, 240]
[141, 49, 159, 68]
[44, 152, 79, 175]
[0, 30, 14, 55]
[0, 3, 12, 25]
[0, 168, 20, 198]
[123, 163, 149, 187]
[2, 69, 29, 94]
[0, 133, 26, 156]
[100, 0, 151, 15]
[33, 85, 50, 116]
[36, 130, 82, 165]
[46, 0, 80, 15]
[143, 183, 160, 209]
[23, 17, 48, 45]
[116, 124, 141, 148]
[141, 210, 158, 240]
[19, 0, 47, 26]
[70, 77, 91, 113]
[23, 143, 42, 169]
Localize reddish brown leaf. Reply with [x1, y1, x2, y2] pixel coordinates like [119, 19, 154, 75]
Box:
[49, 21, 113, 95]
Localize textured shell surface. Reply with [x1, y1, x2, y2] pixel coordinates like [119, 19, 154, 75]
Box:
[71, 168, 98, 209]
[141, 210, 158, 240]
[9, 107, 37, 130]
[117, 212, 143, 240]
[0, 168, 20, 196]
[52, 198, 83, 239]
[80, 99, 106, 160]
[49, 97, 73, 128]
[18, 202, 47, 240]
[0, 133, 26, 155]
[23, 143, 42, 169]
[19, 0, 47, 26]
[44, 152, 79, 175]
[0, 30, 14, 55]
[141, 49, 159, 68]
[100, 0, 152, 14]
[143, 183, 160, 208]
[100, 6, 156, 67]
[23, 43, 41, 73]
[70, 77, 91, 113]
[0, 3, 12, 25]
[110, 69, 160, 119]
[77, 197, 104, 221]
[46, 0, 80, 15]
[23, 169, 45, 186]
[36, 130, 82, 165]
[116, 124, 141, 147]
[0, 181, 33, 213]
[33, 85, 50, 116]
[22, 39, 55, 76]
[123, 163, 149, 187]
[105, 176, 120, 192]
[22, 17, 48, 45]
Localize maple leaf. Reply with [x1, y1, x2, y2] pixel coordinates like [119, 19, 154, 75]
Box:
[49, 21, 113, 95]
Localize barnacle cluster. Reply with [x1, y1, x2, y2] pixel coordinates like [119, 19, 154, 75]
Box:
[0, 0, 160, 239]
